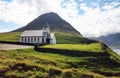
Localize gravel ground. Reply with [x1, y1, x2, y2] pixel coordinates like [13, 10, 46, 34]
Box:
[0, 43, 33, 50]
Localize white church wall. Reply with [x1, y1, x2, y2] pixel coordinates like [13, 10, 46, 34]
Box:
[32, 37, 35, 43]
[26, 37, 28, 43]
[21, 37, 24, 43]
[29, 37, 31, 43]
[44, 37, 46, 43]
[39, 37, 42, 43]
[22, 37, 24, 43]
[50, 36, 56, 44]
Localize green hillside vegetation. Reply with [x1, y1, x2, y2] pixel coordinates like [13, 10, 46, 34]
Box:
[0, 48, 120, 78]
[41, 42, 102, 52]
[0, 32, 21, 42]
[107, 48, 120, 64]
[0, 32, 95, 44]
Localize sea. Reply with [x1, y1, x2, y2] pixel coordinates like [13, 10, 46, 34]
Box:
[112, 48, 120, 55]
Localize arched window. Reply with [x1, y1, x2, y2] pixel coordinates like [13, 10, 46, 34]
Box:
[34, 37, 36, 42]
[36, 37, 37, 42]
[24, 37, 26, 42]
[21, 37, 23, 42]
[28, 37, 29, 43]
[22, 37, 23, 42]
[42, 37, 44, 43]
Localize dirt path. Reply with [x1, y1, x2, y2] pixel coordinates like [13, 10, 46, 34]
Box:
[0, 43, 33, 50]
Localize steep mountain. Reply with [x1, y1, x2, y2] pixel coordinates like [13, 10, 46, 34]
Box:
[13, 12, 81, 36]
[97, 33, 120, 48]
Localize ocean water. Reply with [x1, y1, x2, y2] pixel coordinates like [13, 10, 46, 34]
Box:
[112, 48, 120, 55]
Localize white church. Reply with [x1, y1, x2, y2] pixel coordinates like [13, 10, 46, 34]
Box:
[19, 24, 56, 44]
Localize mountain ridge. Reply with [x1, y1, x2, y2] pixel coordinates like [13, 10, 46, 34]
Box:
[88, 32, 120, 48]
[96, 33, 120, 48]
[13, 12, 82, 36]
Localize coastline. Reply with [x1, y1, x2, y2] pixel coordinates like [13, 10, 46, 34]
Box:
[112, 48, 120, 55]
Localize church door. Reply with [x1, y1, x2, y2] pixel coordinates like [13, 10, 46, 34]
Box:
[46, 38, 50, 44]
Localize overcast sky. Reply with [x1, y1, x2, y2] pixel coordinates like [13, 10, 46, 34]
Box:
[0, 0, 120, 37]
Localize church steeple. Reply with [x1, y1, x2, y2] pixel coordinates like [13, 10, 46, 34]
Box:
[42, 23, 50, 33]
[46, 22, 50, 33]
[42, 23, 50, 38]
[46, 23, 50, 29]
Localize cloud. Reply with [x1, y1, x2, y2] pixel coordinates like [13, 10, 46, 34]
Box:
[0, 0, 120, 37]
[66, 2, 120, 37]
[0, 0, 65, 25]
[0, 0, 39, 25]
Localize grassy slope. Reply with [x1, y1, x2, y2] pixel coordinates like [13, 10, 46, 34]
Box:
[0, 48, 120, 78]
[0, 32, 21, 42]
[0, 32, 120, 77]
[0, 32, 95, 44]
[55, 32, 96, 44]
[41, 42, 102, 52]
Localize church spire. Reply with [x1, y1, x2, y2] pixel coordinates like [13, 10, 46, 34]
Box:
[46, 22, 50, 33]
[46, 23, 50, 30]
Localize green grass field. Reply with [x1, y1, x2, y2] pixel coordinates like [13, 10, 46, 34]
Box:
[0, 32, 21, 42]
[41, 42, 102, 52]
[0, 48, 120, 78]
[0, 32, 96, 44]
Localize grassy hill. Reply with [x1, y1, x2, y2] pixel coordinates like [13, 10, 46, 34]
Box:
[0, 32, 21, 42]
[40, 43, 102, 52]
[0, 32, 120, 77]
[0, 48, 120, 78]
[0, 31, 93, 44]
